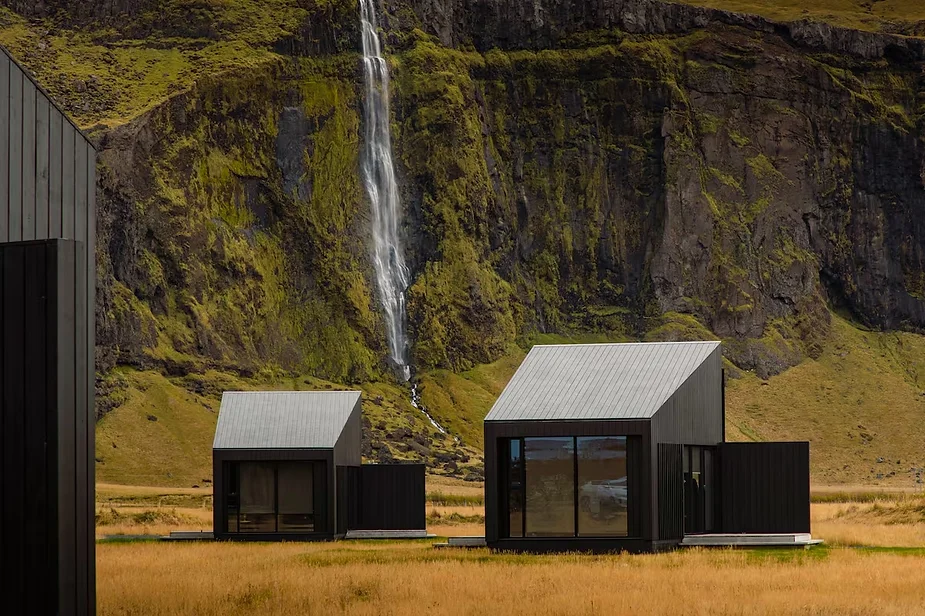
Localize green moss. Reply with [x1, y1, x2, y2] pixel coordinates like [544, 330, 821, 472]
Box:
[646, 312, 716, 342]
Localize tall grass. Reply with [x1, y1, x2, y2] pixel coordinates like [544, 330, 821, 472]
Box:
[98, 542, 925, 615]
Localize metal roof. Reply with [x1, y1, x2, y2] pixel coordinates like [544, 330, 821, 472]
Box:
[484, 341, 721, 422]
[213, 391, 361, 449]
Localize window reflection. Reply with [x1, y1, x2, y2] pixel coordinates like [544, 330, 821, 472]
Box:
[577, 437, 628, 537]
[239, 462, 276, 532]
[278, 462, 315, 532]
[227, 461, 318, 533]
[525, 437, 575, 537]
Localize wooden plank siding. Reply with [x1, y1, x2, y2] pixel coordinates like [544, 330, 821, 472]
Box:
[0, 46, 96, 611]
[657, 444, 684, 542]
[719, 442, 811, 534]
[1, 240, 90, 615]
[347, 464, 426, 531]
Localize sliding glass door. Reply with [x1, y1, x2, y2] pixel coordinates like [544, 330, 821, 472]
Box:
[525, 437, 575, 537]
[503, 436, 632, 538]
[226, 461, 318, 534]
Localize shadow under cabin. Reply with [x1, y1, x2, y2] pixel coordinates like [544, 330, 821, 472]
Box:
[212, 390, 426, 541]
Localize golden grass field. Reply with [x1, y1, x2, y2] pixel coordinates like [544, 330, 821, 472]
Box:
[97, 542, 925, 615]
[94, 478, 925, 614]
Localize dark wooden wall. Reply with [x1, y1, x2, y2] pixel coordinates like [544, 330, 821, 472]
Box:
[333, 399, 362, 467]
[657, 443, 684, 542]
[1, 46, 96, 610]
[347, 464, 426, 531]
[1, 240, 92, 615]
[651, 346, 724, 446]
[719, 442, 811, 534]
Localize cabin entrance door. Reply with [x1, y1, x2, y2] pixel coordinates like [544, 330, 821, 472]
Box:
[683, 446, 717, 535]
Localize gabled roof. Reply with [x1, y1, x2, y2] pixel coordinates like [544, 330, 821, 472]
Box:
[484, 341, 721, 422]
[213, 391, 361, 450]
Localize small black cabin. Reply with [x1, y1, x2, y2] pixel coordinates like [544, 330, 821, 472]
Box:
[213, 391, 425, 541]
[484, 342, 810, 553]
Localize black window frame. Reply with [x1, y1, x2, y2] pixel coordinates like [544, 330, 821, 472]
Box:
[501, 436, 638, 539]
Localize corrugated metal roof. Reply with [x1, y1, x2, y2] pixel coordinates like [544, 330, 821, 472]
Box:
[484, 341, 721, 422]
[213, 391, 361, 449]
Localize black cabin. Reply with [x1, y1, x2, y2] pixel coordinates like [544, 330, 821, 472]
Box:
[212, 391, 425, 541]
[484, 342, 811, 553]
[1, 43, 97, 615]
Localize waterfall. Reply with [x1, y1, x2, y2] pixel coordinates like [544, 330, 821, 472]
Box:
[359, 0, 411, 382]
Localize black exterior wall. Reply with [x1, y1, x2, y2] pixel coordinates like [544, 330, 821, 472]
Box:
[484, 419, 653, 552]
[347, 464, 426, 531]
[0, 240, 93, 616]
[484, 346, 812, 552]
[719, 442, 811, 534]
[657, 444, 684, 542]
[651, 346, 724, 542]
[1, 45, 97, 613]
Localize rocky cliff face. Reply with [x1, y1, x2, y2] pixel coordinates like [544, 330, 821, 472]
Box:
[6, 0, 925, 384]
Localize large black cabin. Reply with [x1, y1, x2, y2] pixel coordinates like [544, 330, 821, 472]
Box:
[484, 342, 810, 553]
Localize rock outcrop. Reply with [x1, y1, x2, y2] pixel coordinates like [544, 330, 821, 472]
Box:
[6, 0, 925, 382]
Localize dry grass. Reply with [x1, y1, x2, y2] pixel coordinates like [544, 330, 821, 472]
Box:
[812, 495, 925, 547]
[97, 542, 925, 615]
[426, 475, 484, 499]
[96, 506, 213, 539]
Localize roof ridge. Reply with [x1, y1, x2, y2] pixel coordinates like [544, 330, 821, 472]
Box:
[531, 341, 721, 349]
[221, 390, 362, 394]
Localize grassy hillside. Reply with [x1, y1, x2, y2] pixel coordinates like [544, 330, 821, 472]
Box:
[727, 315, 925, 486]
[97, 312, 925, 488]
[96, 369, 482, 487]
[3, 1, 924, 488]
[677, 0, 925, 33]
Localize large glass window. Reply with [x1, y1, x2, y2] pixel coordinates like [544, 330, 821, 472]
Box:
[239, 462, 276, 532]
[278, 462, 314, 532]
[227, 461, 318, 533]
[503, 436, 635, 539]
[525, 437, 575, 537]
[577, 437, 628, 537]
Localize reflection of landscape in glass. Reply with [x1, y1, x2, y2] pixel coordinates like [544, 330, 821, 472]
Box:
[525, 437, 575, 537]
[239, 462, 276, 532]
[577, 437, 628, 536]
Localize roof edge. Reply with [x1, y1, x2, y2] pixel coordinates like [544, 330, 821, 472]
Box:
[530, 341, 722, 349]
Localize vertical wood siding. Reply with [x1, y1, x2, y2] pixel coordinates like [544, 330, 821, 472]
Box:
[719, 442, 811, 534]
[657, 444, 684, 541]
[1, 240, 91, 615]
[347, 464, 426, 531]
[1, 49, 96, 606]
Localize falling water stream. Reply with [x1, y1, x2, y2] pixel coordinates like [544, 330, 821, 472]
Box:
[359, 0, 412, 382]
[359, 2, 459, 441]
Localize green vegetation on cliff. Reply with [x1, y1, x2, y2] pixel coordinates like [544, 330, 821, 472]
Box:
[677, 0, 925, 34]
[4, 0, 925, 487]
